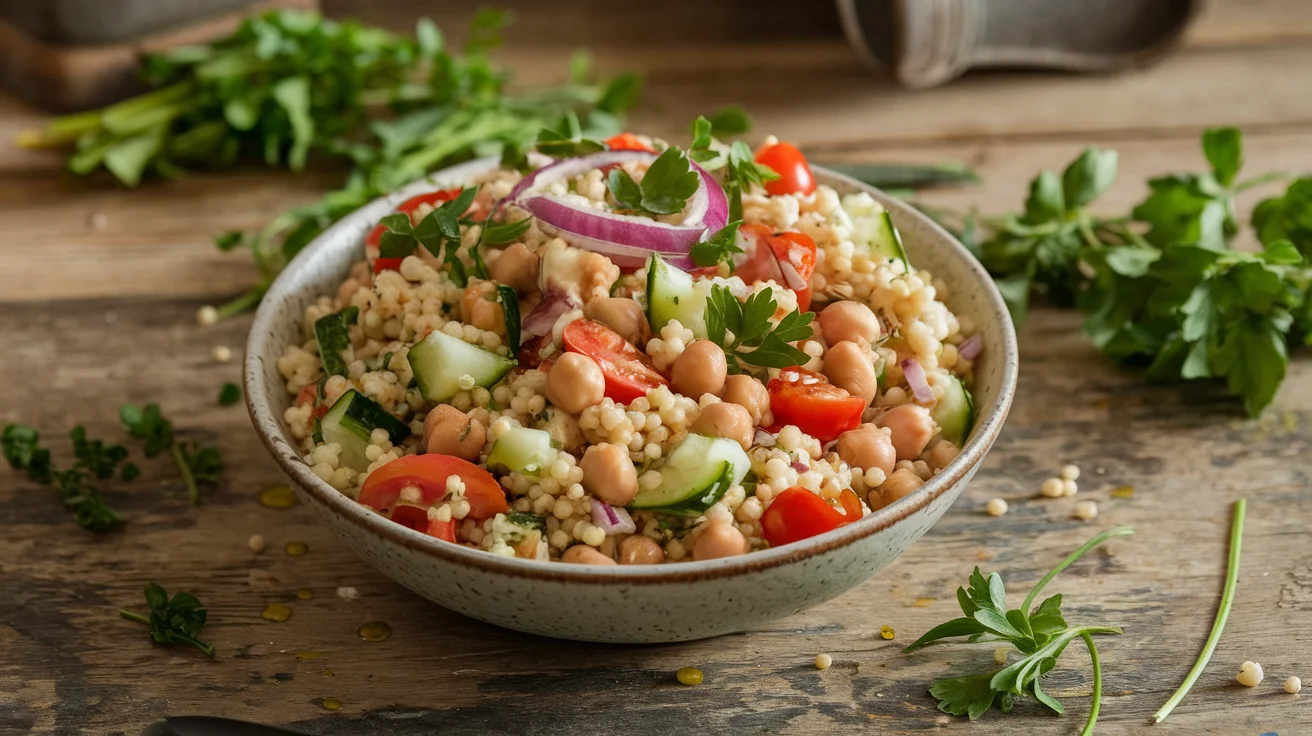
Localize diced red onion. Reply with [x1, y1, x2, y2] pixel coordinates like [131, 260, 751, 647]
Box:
[821, 439, 839, 455]
[591, 498, 637, 535]
[522, 290, 579, 338]
[901, 358, 935, 404]
[511, 150, 727, 268]
[958, 334, 983, 361]
[790, 460, 809, 474]
[754, 429, 777, 447]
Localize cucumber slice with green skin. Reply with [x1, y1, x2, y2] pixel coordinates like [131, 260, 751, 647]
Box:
[630, 433, 751, 515]
[320, 389, 411, 472]
[407, 329, 516, 403]
[851, 208, 909, 270]
[486, 426, 557, 477]
[931, 374, 975, 447]
[645, 254, 711, 338]
[314, 306, 359, 377]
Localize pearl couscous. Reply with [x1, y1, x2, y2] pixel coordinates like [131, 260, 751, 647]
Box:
[277, 129, 979, 565]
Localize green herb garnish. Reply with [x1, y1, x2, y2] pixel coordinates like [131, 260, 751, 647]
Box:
[705, 105, 752, 136]
[497, 284, 522, 354]
[218, 382, 242, 406]
[704, 284, 813, 373]
[481, 216, 534, 246]
[607, 146, 700, 216]
[313, 306, 359, 377]
[119, 583, 216, 658]
[1152, 499, 1246, 723]
[2, 424, 126, 530]
[690, 220, 744, 270]
[3, 423, 53, 483]
[687, 115, 779, 222]
[904, 527, 1133, 732]
[120, 403, 223, 504]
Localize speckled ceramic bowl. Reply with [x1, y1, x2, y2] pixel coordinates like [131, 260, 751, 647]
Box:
[245, 158, 1018, 643]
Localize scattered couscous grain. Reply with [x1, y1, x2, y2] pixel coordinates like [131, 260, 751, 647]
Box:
[336, 586, 359, 601]
[1285, 675, 1302, 694]
[247, 534, 266, 553]
[1040, 477, 1064, 498]
[994, 647, 1010, 664]
[196, 305, 219, 326]
[1074, 501, 1099, 521]
[815, 653, 833, 670]
[1237, 661, 1264, 687]
[1062, 479, 1079, 496]
[211, 345, 233, 363]
[880, 625, 895, 640]
[985, 498, 1008, 517]
[1060, 464, 1081, 481]
[676, 666, 704, 685]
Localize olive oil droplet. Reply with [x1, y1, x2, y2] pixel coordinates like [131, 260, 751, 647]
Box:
[1110, 485, 1135, 499]
[262, 603, 293, 622]
[296, 651, 322, 660]
[285, 541, 309, 557]
[357, 621, 392, 642]
[259, 485, 297, 509]
[322, 669, 335, 677]
[321, 696, 342, 711]
[880, 625, 895, 640]
[296, 588, 313, 600]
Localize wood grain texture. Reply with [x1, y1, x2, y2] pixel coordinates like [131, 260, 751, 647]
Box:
[2, 0, 1312, 733]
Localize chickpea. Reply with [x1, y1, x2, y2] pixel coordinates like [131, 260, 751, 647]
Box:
[692, 518, 749, 561]
[619, 535, 665, 565]
[546, 353, 606, 414]
[835, 424, 896, 475]
[580, 442, 640, 506]
[584, 297, 649, 345]
[691, 402, 755, 450]
[488, 242, 540, 294]
[877, 404, 936, 460]
[723, 374, 770, 425]
[460, 280, 506, 335]
[868, 468, 924, 511]
[823, 341, 879, 406]
[671, 340, 728, 398]
[561, 545, 616, 565]
[819, 301, 881, 346]
[424, 405, 486, 460]
[926, 440, 959, 471]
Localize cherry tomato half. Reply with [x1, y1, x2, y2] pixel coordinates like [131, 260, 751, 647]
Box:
[756, 142, 816, 197]
[389, 504, 458, 543]
[767, 368, 865, 442]
[365, 187, 464, 272]
[358, 454, 508, 522]
[562, 319, 668, 403]
[761, 487, 864, 547]
[606, 132, 655, 152]
[732, 224, 819, 311]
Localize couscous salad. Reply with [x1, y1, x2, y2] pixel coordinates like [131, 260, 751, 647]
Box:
[277, 122, 980, 565]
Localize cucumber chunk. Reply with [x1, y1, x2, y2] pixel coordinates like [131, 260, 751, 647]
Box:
[314, 306, 359, 377]
[320, 389, 410, 472]
[630, 433, 750, 515]
[486, 426, 558, 477]
[646, 254, 712, 338]
[848, 201, 910, 270]
[931, 374, 975, 447]
[407, 329, 516, 403]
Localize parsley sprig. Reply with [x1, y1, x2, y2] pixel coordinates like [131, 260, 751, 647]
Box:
[2, 424, 128, 531]
[689, 221, 744, 270]
[704, 284, 814, 373]
[927, 127, 1309, 416]
[904, 526, 1133, 732]
[689, 115, 779, 222]
[119, 583, 216, 658]
[121, 403, 223, 504]
[607, 146, 701, 216]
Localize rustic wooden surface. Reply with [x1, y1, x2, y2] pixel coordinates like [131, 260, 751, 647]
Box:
[2, 1, 1311, 734]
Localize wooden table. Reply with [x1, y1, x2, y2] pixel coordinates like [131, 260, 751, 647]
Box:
[2, 1, 1311, 733]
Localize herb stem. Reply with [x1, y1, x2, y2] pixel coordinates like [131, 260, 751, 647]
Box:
[1151, 498, 1247, 724]
[214, 283, 268, 321]
[119, 610, 151, 626]
[1021, 525, 1135, 613]
[1079, 632, 1102, 736]
[1234, 171, 1294, 192]
[169, 442, 199, 504]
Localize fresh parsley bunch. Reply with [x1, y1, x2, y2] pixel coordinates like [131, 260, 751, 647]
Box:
[2, 424, 129, 531]
[905, 527, 1134, 733]
[704, 284, 814, 373]
[119, 583, 216, 658]
[689, 115, 779, 222]
[121, 403, 224, 504]
[933, 127, 1309, 416]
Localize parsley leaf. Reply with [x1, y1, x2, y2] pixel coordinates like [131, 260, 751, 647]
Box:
[3, 424, 53, 484]
[536, 125, 605, 158]
[70, 426, 129, 479]
[724, 140, 781, 222]
[606, 146, 700, 216]
[119, 583, 216, 658]
[690, 221, 743, 269]
[3, 423, 126, 530]
[707, 105, 751, 136]
[702, 282, 813, 374]
[218, 382, 242, 406]
[905, 527, 1133, 729]
[121, 403, 223, 504]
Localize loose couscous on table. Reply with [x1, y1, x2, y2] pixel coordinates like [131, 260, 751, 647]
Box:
[277, 119, 981, 565]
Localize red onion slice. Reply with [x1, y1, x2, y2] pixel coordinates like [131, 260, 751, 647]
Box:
[790, 460, 810, 474]
[522, 289, 580, 338]
[901, 358, 935, 404]
[590, 498, 637, 535]
[958, 334, 983, 361]
[754, 429, 777, 447]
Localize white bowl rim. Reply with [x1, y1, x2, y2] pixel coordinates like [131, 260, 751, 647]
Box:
[244, 158, 1018, 585]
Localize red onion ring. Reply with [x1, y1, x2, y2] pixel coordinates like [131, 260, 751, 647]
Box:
[958, 334, 983, 361]
[754, 429, 777, 447]
[590, 498, 637, 535]
[901, 358, 935, 404]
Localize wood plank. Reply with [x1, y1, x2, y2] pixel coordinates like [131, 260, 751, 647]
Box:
[0, 296, 1308, 734]
[3, 128, 1307, 305]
